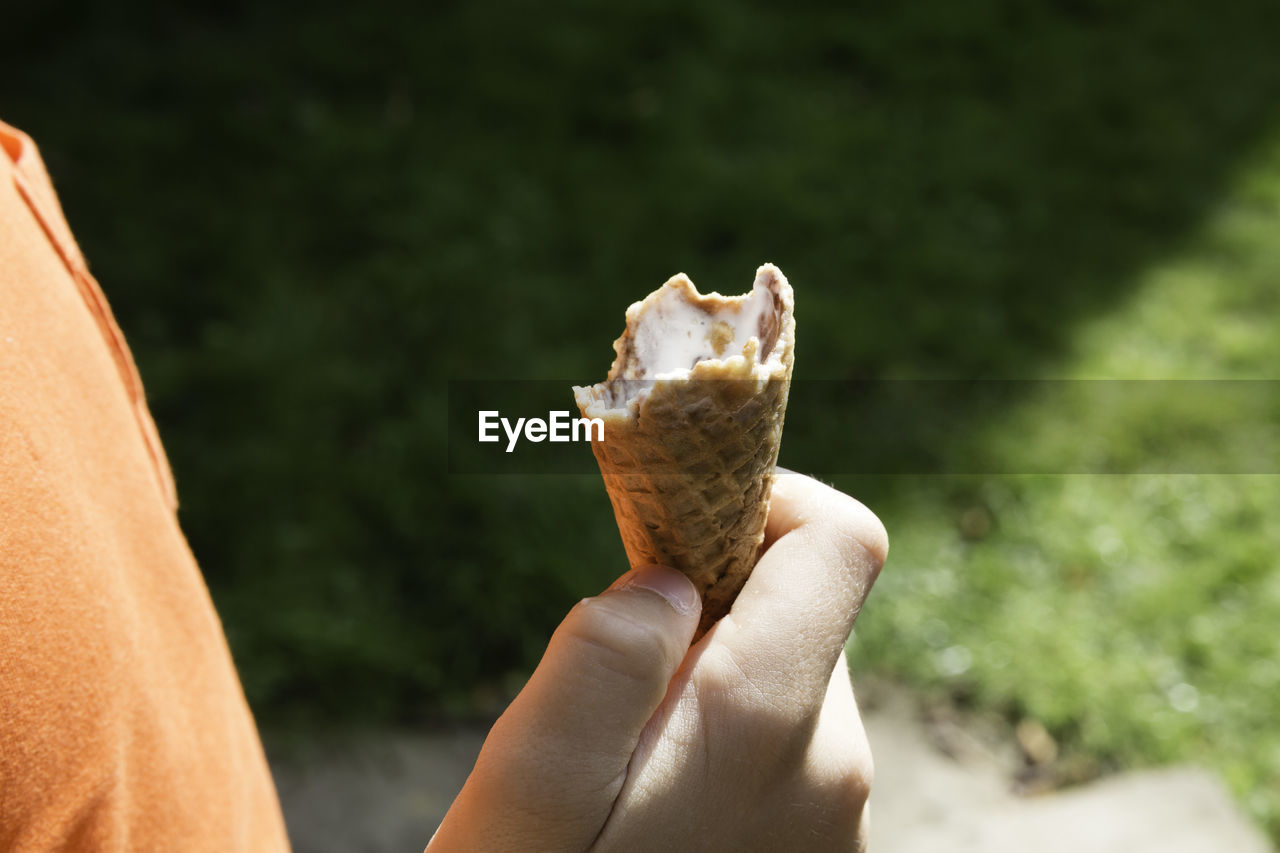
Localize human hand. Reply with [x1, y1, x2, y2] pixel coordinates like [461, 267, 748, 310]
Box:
[426, 472, 887, 853]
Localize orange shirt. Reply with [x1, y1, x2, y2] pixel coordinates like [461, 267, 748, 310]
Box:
[0, 120, 289, 851]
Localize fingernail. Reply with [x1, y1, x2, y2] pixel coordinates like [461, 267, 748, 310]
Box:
[619, 566, 700, 615]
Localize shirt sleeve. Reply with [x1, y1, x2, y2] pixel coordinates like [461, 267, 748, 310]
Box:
[0, 119, 290, 852]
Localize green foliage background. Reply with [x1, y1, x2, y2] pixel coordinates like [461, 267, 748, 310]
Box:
[5, 0, 1279, 839]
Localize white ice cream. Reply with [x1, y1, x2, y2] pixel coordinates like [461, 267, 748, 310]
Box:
[629, 278, 777, 379]
[574, 264, 793, 416]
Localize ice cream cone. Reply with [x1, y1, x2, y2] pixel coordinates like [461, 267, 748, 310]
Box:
[574, 264, 795, 638]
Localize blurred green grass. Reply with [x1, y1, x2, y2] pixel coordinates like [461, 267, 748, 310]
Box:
[4, 0, 1279, 840]
[849, 131, 1280, 835]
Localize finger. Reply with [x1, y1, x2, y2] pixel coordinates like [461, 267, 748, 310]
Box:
[515, 564, 700, 762]
[709, 472, 887, 709]
[432, 565, 700, 852]
[808, 652, 874, 846]
[812, 652, 873, 791]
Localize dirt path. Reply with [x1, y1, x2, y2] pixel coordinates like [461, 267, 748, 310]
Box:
[268, 686, 1271, 853]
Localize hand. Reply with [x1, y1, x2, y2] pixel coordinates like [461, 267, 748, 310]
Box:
[427, 472, 888, 852]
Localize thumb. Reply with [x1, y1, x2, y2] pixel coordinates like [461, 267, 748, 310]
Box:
[513, 564, 701, 760]
[433, 566, 699, 851]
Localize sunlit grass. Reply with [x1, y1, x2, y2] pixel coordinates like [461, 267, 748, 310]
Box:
[850, 128, 1280, 837]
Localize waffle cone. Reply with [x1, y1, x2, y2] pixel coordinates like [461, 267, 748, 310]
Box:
[574, 264, 795, 638]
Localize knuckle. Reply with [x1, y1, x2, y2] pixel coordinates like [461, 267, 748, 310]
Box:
[827, 495, 889, 571]
[839, 746, 875, 808]
[792, 476, 890, 571]
[811, 718, 874, 805]
[849, 749, 874, 802]
[813, 750, 873, 840]
[858, 510, 890, 570]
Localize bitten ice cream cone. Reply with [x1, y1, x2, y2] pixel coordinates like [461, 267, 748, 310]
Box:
[573, 264, 796, 638]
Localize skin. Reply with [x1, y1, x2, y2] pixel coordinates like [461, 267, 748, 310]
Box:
[427, 472, 887, 852]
